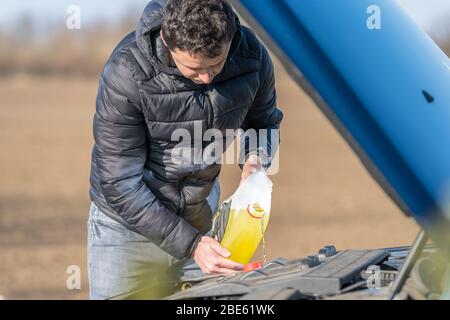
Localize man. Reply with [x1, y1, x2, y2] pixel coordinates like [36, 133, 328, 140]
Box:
[88, 0, 283, 299]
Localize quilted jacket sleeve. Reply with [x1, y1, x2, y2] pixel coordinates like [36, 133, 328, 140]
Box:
[93, 56, 202, 259]
[240, 44, 284, 170]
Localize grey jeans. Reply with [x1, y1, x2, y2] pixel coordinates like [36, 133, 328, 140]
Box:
[87, 180, 220, 300]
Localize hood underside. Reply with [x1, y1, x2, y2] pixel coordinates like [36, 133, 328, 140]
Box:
[229, 0, 450, 237]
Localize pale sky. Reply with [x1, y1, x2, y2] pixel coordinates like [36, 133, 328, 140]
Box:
[0, 0, 449, 38]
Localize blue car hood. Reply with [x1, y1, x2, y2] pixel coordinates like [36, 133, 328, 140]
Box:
[231, 0, 450, 236]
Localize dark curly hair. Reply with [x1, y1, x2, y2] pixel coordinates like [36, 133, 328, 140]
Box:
[161, 0, 237, 58]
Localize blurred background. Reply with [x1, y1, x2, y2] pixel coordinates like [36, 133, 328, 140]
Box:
[0, 0, 449, 299]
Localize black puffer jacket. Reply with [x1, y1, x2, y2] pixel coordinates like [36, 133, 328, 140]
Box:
[89, 0, 283, 259]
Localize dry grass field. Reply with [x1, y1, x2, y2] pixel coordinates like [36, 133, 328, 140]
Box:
[0, 62, 419, 299]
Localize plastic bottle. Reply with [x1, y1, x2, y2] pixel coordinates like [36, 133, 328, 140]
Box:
[219, 171, 273, 265]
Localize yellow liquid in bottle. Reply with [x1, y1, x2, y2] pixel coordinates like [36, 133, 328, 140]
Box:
[220, 203, 270, 265]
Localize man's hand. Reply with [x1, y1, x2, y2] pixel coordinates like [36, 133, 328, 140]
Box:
[240, 154, 264, 184]
[193, 236, 244, 275]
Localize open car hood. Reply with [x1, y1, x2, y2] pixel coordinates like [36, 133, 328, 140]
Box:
[229, 0, 450, 238]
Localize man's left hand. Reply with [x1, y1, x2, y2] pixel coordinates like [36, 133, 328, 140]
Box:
[240, 154, 264, 184]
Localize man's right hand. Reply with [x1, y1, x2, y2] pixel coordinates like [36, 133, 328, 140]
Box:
[193, 236, 244, 275]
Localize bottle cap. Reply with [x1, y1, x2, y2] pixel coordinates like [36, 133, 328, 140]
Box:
[243, 261, 263, 272]
[247, 203, 265, 219]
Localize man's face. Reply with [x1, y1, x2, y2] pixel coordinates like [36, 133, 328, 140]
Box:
[167, 41, 231, 85]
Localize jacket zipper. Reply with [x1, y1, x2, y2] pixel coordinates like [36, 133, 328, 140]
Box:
[177, 85, 211, 217]
[203, 85, 214, 128]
